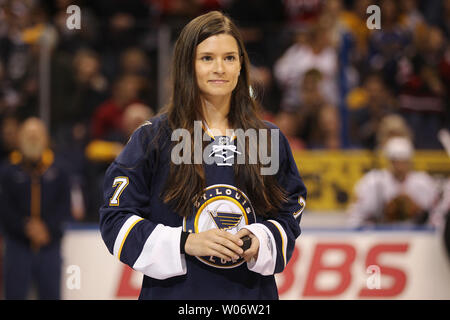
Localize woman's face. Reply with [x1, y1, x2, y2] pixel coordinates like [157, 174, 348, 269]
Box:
[195, 34, 241, 102]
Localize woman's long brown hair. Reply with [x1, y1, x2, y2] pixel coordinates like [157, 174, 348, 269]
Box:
[160, 11, 287, 217]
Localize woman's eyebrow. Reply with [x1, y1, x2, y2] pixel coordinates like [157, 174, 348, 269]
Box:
[197, 51, 239, 55]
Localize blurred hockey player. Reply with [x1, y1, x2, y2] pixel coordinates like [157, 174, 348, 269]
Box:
[347, 136, 438, 228]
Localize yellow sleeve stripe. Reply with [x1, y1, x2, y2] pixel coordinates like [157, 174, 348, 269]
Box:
[267, 220, 287, 268]
[114, 216, 144, 260]
[293, 196, 306, 219]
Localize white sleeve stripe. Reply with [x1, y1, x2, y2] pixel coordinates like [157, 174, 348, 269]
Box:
[113, 215, 144, 259]
[242, 224, 277, 276]
[133, 225, 187, 280]
[267, 220, 288, 268]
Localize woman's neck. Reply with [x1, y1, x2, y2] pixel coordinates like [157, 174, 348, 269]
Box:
[201, 95, 231, 135]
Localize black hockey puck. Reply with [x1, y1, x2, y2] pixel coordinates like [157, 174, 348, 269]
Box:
[240, 235, 251, 251]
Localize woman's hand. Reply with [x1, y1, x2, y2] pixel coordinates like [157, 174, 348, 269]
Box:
[184, 229, 244, 262]
[235, 228, 259, 263]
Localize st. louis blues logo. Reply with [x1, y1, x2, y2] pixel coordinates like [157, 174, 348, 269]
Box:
[183, 184, 256, 268]
[208, 207, 243, 231]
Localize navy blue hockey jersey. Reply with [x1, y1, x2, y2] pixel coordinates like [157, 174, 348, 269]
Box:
[99, 113, 307, 300]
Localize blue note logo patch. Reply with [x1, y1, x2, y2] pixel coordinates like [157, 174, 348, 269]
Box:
[183, 184, 256, 268]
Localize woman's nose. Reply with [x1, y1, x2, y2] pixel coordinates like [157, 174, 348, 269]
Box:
[213, 58, 225, 74]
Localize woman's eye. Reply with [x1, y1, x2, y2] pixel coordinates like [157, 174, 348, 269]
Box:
[225, 55, 236, 61]
[201, 56, 213, 61]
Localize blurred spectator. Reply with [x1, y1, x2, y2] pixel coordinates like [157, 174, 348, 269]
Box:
[292, 68, 342, 149]
[0, 115, 19, 161]
[282, 0, 323, 28]
[278, 86, 341, 151]
[90, 0, 151, 51]
[87, 0, 152, 79]
[289, 68, 326, 147]
[376, 113, 413, 149]
[274, 23, 338, 111]
[368, 0, 412, 91]
[224, 0, 284, 65]
[273, 111, 305, 151]
[347, 136, 438, 228]
[397, 25, 447, 149]
[224, 0, 285, 115]
[119, 47, 151, 77]
[311, 104, 342, 149]
[51, 0, 99, 53]
[118, 47, 156, 108]
[0, 2, 54, 120]
[301, 68, 327, 108]
[153, 0, 213, 21]
[347, 73, 397, 149]
[52, 48, 109, 145]
[50, 48, 109, 218]
[122, 102, 154, 139]
[0, 59, 21, 117]
[435, 0, 450, 38]
[90, 73, 146, 140]
[399, 0, 426, 33]
[0, 117, 71, 299]
[86, 102, 154, 163]
[248, 64, 279, 115]
[318, 0, 355, 51]
[340, 0, 372, 71]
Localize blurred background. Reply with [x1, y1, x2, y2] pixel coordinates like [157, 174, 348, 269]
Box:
[0, 0, 449, 299]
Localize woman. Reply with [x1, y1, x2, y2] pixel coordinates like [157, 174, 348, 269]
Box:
[99, 11, 307, 300]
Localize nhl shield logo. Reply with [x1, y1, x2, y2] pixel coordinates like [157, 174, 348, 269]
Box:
[183, 184, 256, 268]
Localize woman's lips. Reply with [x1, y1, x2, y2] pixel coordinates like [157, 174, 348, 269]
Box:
[208, 80, 229, 84]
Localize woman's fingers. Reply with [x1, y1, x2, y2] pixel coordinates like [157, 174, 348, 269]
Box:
[211, 242, 240, 261]
[185, 229, 244, 259]
[216, 231, 243, 255]
[235, 228, 251, 239]
[185, 228, 261, 263]
[241, 234, 259, 262]
[210, 230, 243, 260]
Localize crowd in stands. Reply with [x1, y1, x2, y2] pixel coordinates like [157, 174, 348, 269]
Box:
[0, 0, 449, 222]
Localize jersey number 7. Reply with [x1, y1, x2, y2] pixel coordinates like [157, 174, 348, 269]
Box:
[109, 176, 129, 206]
